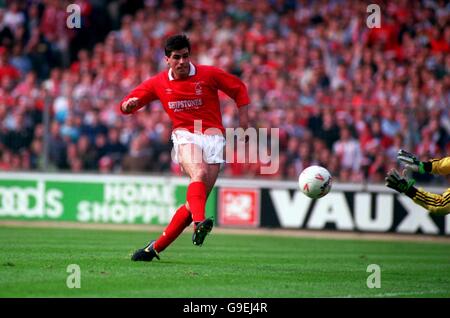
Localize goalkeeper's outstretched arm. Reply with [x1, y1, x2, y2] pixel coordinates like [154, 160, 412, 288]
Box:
[387, 153, 450, 216]
[398, 150, 450, 175]
[405, 187, 450, 216]
[428, 157, 450, 176]
[411, 156, 450, 215]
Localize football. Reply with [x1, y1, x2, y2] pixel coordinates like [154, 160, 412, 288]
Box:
[298, 165, 332, 199]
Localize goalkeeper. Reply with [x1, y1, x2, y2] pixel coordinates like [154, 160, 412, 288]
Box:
[385, 150, 450, 215]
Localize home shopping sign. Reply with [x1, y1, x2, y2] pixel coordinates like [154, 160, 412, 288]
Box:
[0, 174, 216, 225]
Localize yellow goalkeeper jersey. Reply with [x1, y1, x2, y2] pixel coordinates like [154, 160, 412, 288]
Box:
[411, 157, 450, 215]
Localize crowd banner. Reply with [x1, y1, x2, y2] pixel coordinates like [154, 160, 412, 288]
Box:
[215, 178, 450, 236]
[1, 172, 448, 235]
[0, 172, 215, 225]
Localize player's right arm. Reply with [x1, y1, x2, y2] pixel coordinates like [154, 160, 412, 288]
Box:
[429, 157, 450, 176]
[119, 78, 158, 114]
[397, 150, 450, 176]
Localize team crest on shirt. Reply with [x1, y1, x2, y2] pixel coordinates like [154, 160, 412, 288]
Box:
[194, 82, 203, 95]
[165, 88, 173, 95]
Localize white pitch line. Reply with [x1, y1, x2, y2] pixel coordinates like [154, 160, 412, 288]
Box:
[1, 220, 450, 243]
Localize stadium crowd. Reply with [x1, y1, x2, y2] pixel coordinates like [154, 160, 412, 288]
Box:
[0, 0, 449, 184]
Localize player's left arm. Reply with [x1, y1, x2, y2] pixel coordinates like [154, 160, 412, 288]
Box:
[238, 106, 249, 130]
[386, 169, 450, 215]
[410, 187, 450, 216]
[211, 67, 250, 109]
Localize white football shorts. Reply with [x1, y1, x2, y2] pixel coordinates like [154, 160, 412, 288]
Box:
[171, 129, 226, 165]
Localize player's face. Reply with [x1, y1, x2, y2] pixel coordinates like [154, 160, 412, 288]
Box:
[166, 48, 191, 79]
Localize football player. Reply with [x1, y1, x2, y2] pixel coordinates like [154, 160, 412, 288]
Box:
[385, 150, 450, 215]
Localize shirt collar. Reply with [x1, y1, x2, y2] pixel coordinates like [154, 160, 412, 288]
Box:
[168, 62, 196, 81]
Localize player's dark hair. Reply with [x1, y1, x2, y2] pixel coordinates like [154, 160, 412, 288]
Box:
[164, 34, 191, 57]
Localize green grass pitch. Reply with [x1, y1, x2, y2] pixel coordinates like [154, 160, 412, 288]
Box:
[0, 225, 449, 297]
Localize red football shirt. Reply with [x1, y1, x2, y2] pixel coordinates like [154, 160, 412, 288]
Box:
[119, 64, 250, 133]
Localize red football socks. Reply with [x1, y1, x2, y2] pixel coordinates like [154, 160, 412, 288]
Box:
[153, 205, 192, 253]
[186, 181, 207, 223]
[153, 182, 207, 253]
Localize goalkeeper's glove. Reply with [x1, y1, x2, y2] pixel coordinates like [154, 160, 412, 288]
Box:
[385, 169, 416, 194]
[397, 149, 426, 174]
